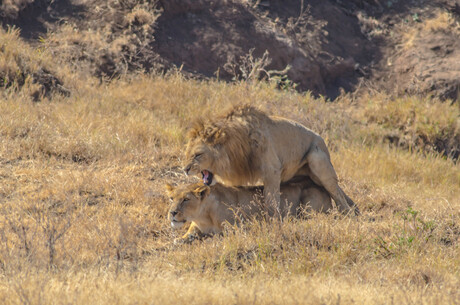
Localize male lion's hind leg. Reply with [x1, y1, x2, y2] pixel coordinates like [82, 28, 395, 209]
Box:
[305, 150, 358, 216]
[344, 192, 360, 215]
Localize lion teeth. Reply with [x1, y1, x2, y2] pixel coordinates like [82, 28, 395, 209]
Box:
[202, 170, 209, 184]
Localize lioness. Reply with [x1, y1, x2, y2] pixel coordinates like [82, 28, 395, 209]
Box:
[183, 105, 358, 215]
[166, 178, 332, 243]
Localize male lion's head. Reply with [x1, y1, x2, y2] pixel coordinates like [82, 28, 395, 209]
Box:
[165, 183, 210, 229]
[183, 109, 259, 186]
[183, 121, 229, 186]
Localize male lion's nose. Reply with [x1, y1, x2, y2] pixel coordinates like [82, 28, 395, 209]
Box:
[170, 211, 178, 217]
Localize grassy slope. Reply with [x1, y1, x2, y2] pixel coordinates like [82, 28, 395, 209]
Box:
[0, 29, 459, 304]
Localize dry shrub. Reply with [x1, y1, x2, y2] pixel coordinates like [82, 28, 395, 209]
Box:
[0, 0, 34, 19]
[43, 0, 162, 78]
[401, 11, 460, 50]
[423, 11, 460, 32]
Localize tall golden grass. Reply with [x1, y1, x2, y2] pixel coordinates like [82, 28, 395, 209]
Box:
[0, 27, 459, 304]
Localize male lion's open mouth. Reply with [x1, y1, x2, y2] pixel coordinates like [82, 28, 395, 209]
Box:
[201, 170, 214, 186]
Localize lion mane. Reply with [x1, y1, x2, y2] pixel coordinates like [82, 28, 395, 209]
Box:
[186, 105, 268, 186]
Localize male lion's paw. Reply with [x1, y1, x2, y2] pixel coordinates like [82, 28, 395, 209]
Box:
[345, 206, 360, 218]
[353, 206, 361, 216]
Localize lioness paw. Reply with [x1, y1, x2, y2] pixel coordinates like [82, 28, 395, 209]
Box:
[173, 234, 196, 245]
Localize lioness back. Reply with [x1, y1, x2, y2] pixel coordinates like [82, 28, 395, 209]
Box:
[167, 178, 332, 242]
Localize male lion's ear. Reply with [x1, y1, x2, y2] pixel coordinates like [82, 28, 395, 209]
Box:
[193, 185, 210, 199]
[205, 127, 227, 145]
[214, 130, 227, 144]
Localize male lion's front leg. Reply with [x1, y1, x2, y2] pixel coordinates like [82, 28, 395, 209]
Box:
[259, 148, 283, 218]
[262, 170, 282, 218]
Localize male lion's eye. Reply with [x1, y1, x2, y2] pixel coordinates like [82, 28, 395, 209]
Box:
[182, 198, 189, 203]
[194, 153, 203, 159]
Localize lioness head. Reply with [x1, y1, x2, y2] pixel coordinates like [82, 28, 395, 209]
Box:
[166, 183, 211, 229]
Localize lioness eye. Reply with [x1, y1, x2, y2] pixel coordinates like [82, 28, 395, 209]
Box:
[182, 198, 189, 203]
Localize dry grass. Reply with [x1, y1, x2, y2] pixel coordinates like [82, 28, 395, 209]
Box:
[400, 11, 460, 50]
[346, 92, 460, 158]
[423, 11, 460, 32]
[0, 27, 48, 95]
[0, 30, 459, 305]
[42, 0, 161, 78]
[0, 27, 72, 100]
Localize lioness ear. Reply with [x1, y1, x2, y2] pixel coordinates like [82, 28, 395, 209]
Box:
[193, 185, 210, 199]
[165, 183, 175, 196]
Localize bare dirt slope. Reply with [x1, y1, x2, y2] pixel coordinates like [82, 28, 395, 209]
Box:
[1, 0, 459, 100]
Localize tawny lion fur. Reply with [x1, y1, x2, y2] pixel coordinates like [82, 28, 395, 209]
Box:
[183, 104, 358, 214]
[166, 179, 332, 243]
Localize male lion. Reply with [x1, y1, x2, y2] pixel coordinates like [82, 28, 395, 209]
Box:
[166, 178, 332, 243]
[183, 104, 358, 215]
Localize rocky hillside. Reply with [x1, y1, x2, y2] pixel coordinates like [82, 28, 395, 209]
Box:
[1, 0, 459, 100]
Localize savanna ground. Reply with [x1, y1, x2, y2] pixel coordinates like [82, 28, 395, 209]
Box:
[1, 2, 460, 304]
